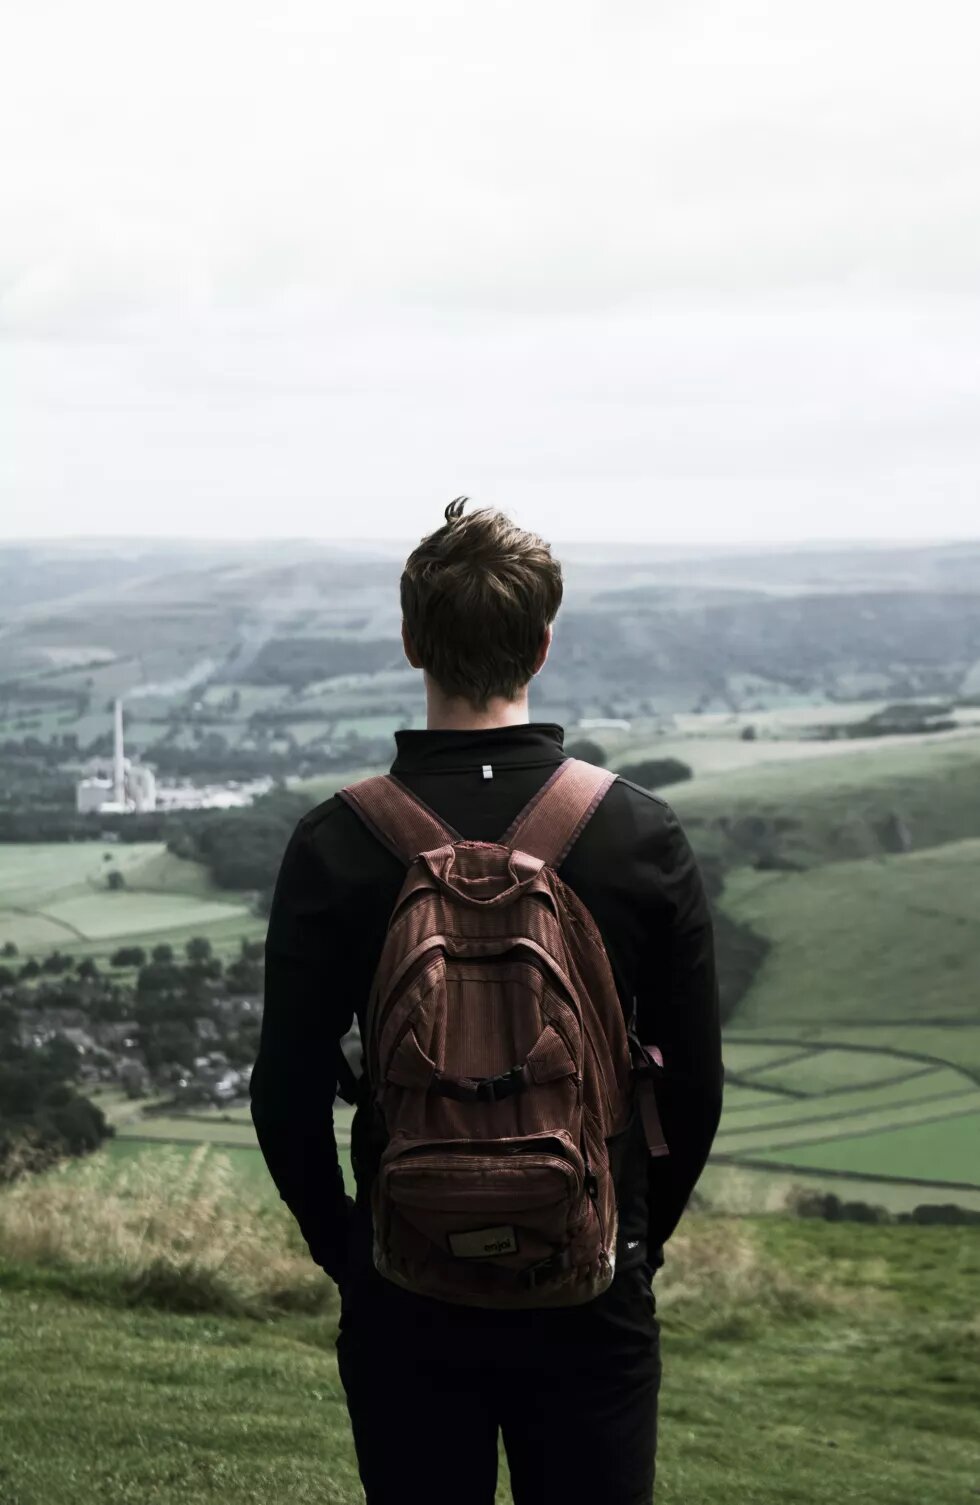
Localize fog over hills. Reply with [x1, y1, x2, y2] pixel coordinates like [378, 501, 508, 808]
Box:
[3, 538, 979, 719]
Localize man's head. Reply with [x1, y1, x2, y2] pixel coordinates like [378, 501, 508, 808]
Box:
[400, 498, 563, 711]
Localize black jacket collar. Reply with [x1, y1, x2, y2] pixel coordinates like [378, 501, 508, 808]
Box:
[391, 722, 565, 775]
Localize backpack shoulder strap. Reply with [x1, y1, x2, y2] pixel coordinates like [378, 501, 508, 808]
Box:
[338, 774, 461, 864]
[499, 758, 616, 868]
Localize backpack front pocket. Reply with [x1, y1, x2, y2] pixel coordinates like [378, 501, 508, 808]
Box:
[378, 1130, 586, 1269]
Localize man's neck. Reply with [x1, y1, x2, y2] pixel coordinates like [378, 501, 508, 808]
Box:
[424, 683, 531, 732]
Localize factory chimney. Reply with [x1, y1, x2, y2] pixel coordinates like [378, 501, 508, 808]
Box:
[113, 699, 126, 807]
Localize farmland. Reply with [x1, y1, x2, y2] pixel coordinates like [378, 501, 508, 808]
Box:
[676, 747, 980, 1213]
[2, 537, 979, 1244]
[0, 841, 263, 960]
[4, 720, 978, 1222]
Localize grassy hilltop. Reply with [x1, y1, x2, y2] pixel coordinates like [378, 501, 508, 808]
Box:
[0, 1148, 977, 1505]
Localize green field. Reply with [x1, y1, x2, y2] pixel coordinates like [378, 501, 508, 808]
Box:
[54, 716, 980, 1218]
[671, 731, 980, 868]
[0, 1214, 976, 1505]
[720, 1065, 971, 1125]
[101, 1136, 275, 1185]
[701, 848, 980, 1210]
[721, 841, 980, 1029]
[4, 721, 980, 1222]
[763, 1112, 980, 1184]
[655, 733, 980, 1215]
[0, 842, 262, 959]
[93, 1097, 355, 1187]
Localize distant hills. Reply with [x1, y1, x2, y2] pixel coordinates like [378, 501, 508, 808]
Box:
[2, 538, 980, 723]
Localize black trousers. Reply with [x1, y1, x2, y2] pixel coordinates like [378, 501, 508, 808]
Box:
[336, 1262, 662, 1505]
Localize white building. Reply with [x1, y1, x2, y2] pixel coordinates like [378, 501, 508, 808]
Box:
[154, 777, 273, 811]
[76, 698, 273, 815]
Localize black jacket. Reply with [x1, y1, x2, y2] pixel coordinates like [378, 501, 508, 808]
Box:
[251, 723, 723, 1286]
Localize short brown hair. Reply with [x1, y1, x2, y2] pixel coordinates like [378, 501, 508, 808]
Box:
[400, 499, 563, 707]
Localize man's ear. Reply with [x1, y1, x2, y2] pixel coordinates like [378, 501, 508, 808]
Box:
[531, 624, 553, 677]
[402, 621, 423, 670]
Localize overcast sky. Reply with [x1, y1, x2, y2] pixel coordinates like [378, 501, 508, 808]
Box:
[3, 0, 979, 546]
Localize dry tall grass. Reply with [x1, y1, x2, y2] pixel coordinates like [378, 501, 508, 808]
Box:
[0, 1146, 330, 1317]
[657, 1213, 841, 1331]
[0, 1145, 843, 1325]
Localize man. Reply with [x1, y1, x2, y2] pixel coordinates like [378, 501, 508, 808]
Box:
[251, 499, 723, 1505]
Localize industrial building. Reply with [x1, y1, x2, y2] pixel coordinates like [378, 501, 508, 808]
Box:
[76, 700, 157, 814]
[76, 699, 272, 815]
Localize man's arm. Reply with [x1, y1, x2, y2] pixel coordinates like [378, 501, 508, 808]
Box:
[638, 808, 724, 1254]
[250, 820, 354, 1287]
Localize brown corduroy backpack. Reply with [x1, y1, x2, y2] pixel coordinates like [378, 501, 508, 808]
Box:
[339, 758, 668, 1309]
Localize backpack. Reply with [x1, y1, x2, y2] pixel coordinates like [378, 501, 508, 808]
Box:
[339, 757, 668, 1309]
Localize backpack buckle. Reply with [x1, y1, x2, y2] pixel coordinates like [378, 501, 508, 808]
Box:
[524, 1249, 573, 1289]
[476, 1065, 528, 1102]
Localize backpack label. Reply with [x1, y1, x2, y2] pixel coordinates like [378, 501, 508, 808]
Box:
[448, 1225, 518, 1259]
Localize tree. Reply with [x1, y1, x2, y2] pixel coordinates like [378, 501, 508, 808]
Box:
[616, 758, 692, 791]
[106, 869, 126, 891]
[139, 1019, 197, 1071]
[76, 957, 99, 981]
[40, 1035, 81, 1081]
[151, 943, 175, 963]
[185, 936, 213, 963]
[240, 938, 265, 962]
[564, 739, 607, 766]
[0, 965, 15, 989]
[110, 946, 147, 969]
[1, 942, 17, 958]
[41, 950, 73, 976]
[136, 961, 183, 994]
[18, 959, 40, 980]
[224, 957, 262, 994]
[185, 957, 222, 986]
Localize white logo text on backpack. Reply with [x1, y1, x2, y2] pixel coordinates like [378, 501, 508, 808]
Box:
[448, 1226, 518, 1259]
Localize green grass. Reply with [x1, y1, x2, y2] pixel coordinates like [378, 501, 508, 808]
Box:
[673, 731, 980, 868]
[720, 1083, 790, 1110]
[772, 1022, 980, 1077]
[119, 1118, 263, 1148]
[105, 1106, 355, 1186]
[708, 797, 980, 1206]
[744, 1048, 945, 1094]
[720, 840, 980, 1029]
[717, 1041, 809, 1075]
[719, 1066, 969, 1128]
[0, 842, 165, 905]
[38, 891, 249, 942]
[763, 1111, 980, 1185]
[0, 840, 261, 959]
[102, 1137, 274, 1183]
[0, 1219, 976, 1505]
[717, 1090, 980, 1158]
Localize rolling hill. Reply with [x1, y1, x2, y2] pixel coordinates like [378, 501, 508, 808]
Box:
[0, 842, 262, 959]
